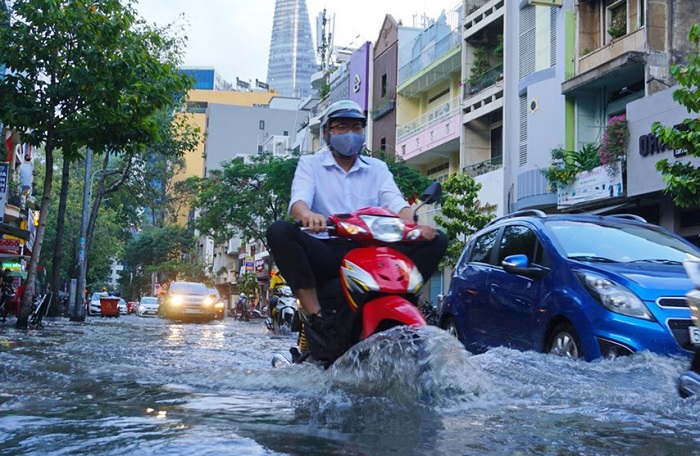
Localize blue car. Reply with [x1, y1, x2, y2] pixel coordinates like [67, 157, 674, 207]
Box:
[439, 210, 700, 361]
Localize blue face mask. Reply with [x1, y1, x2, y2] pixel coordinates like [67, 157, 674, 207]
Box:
[329, 132, 365, 157]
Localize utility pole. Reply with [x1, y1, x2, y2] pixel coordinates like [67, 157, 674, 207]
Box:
[70, 148, 91, 321]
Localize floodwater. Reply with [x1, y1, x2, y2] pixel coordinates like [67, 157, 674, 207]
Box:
[0, 315, 698, 456]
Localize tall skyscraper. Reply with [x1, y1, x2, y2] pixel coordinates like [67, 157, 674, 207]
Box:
[267, 0, 317, 98]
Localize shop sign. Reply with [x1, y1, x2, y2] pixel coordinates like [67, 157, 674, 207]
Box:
[0, 238, 20, 254]
[245, 256, 254, 271]
[0, 162, 8, 223]
[558, 161, 624, 208]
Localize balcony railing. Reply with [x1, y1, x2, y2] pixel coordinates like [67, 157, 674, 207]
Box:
[398, 27, 461, 85]
[463, 62, 503, 100]
[464, 0, 490, 16]
[397, 95, 460, 142]
[462, 155, 503, 177]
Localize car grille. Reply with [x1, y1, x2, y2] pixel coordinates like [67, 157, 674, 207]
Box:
[667, 319, 696, 351]
[657, 297, 688, 308]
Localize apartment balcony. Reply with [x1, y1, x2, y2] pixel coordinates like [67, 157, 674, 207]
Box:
[463, 0, 505, 42]
[462, 63, 504, 124]
[462, 155, 503, 178]
[396, 97, 460, 165]
[562, 28, 645, 96]
[397, 31, 461, 98]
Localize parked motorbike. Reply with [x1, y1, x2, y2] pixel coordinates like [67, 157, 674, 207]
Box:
[679, 261, 700, 398]
[265, 285, 300, 333]
[284, 182, 443, 368]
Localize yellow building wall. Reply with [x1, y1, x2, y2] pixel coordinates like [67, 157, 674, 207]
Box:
[172, 89, 278, 225]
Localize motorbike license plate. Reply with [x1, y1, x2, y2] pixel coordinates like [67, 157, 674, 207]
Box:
[690, 326, 700, 345]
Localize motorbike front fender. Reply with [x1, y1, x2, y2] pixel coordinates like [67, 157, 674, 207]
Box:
[361, 296, 426, 339]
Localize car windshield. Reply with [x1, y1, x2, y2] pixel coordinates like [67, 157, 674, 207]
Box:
[141, 297, 157, 304]
[547, 220, 700, 263]
[169, 282, 208, 295]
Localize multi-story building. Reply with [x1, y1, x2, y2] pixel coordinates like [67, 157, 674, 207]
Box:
[179, 67, 233, 91]
[503, 0, 700, 243]
[461, 0, 505, 216]
[267, 0, 317, 98]
[371, 15, 421, 155]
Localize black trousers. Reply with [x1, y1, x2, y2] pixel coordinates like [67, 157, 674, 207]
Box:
[265, 220, 448, 293]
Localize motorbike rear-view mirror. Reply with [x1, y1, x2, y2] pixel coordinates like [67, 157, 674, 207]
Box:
[420, 182, 442, 205]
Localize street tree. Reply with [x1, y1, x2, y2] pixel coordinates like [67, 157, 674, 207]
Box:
[121, 226, 203, 297]
[373, 149, 433, 202]
[652, 23, 700, 208]
[195, 153, 299, 249]
[0, 0, 191, 327]
[433, 173, 496, 269]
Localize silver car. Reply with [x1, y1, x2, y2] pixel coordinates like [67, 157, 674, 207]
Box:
[137, 296, 159, 317]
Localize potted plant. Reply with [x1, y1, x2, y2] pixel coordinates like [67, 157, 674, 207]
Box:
[542, 143, 601, 192]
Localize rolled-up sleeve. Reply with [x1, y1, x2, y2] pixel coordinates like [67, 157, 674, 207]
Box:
[289, 156, 315, 214]
[377, 161, 409, 214]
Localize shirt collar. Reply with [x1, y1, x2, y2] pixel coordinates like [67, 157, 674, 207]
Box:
[320, 147, 369, 173]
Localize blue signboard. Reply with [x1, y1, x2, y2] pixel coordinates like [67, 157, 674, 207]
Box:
[0, 162, 9, 223]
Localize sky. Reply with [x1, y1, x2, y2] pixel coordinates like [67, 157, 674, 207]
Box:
[134, 0, 461, 84]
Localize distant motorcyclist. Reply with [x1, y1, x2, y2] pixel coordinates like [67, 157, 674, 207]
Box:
[235, 293, 249, 321]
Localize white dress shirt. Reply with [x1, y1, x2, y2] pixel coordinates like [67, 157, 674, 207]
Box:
[290, 147, 409, 218]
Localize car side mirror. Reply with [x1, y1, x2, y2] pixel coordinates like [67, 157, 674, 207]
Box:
[502, 254, 550, 279]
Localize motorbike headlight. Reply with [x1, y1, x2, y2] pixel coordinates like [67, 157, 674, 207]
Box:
[576, 272, 653, 320]
[169, 295, 183, 306]
[360, 215, 405, 242]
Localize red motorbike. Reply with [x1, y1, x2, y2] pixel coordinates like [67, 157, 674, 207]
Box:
[293, 182, 443, 367]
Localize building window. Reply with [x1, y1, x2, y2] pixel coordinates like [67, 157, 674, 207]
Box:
[381, 74, 387, 97]
[258, 145, 263, 153]
[380, 137, 386, 152]
[259, 120, 265, 130]
[283, 130, 288, 136]
[607, 1, 627, 41]
[519, 95, 527, 166]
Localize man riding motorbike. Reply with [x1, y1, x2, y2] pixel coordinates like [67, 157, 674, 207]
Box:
[266, 99, 447, 364]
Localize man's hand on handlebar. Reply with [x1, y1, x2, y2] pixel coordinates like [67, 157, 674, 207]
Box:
[300, 211, 327, 233]
[417, 224, 437, 241]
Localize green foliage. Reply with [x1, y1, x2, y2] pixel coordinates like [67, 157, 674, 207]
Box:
[433, 173, 496, 269]
[237, 272, 259, 300]
[372, 149, 433, 202]
[542, 143, 601, 192]
[467, 47, 490, 88]
[0, 0, 192, 321]
[121, 226, 203, 297]
[194, 153, 299, 248]
[651, 23, 700, 208]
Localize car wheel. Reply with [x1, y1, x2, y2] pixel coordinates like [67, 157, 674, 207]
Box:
[443, 317, 461, 340]
[547, 322, 584, 359]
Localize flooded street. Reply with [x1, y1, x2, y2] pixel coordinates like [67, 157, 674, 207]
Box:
[1, 315, 698, 455]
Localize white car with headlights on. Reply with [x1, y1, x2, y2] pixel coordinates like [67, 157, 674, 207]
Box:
[158, 282, 217, 322]
[137, 296, 159, 317]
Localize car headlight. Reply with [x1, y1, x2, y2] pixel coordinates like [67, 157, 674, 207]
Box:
[577, 272, 653, 320]
[214, 302, 225, 309]
[203, 297, 213, 306]
[169, 295, 183, 306]
[360, 215, 405, 242]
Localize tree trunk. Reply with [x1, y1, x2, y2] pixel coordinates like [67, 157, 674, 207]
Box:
[16, 146, 54, 329]
[48, 158, 70, 316]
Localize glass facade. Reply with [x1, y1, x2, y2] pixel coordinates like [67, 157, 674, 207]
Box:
[267, 0, 317, 98]
[180, 68, 216, 90]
